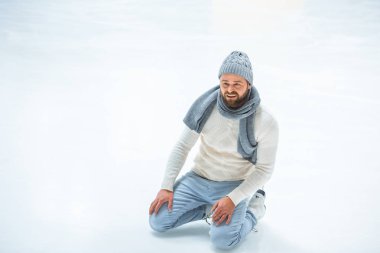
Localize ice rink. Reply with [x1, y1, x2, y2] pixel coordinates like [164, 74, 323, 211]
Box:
[0, 0, 379, 252]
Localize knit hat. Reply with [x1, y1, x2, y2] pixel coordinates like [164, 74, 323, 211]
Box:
[218, 51, 253, 85]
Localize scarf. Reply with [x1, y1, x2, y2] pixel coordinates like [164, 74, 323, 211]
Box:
[183, 85, 261, 164]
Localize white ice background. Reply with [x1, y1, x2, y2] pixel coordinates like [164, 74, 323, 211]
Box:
[0, 0, 379, 252]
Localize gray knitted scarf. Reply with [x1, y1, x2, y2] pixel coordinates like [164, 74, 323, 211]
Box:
[183, 85, 261, 164]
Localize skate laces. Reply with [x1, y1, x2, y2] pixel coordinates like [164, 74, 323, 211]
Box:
[204, 211, 259, 232]
[204, 211, 213, 225]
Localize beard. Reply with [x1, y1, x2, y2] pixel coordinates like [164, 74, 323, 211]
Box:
[222, 88, 250, 109]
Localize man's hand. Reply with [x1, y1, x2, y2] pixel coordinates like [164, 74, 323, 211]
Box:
[211, 196, 235, 225]
[149, 189, 174, 215]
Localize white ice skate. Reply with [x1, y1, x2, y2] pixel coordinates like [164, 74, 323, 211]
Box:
[248, 189, 266, 221]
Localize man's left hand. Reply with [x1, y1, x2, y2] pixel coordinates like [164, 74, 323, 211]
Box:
[211, 196, 235, 225]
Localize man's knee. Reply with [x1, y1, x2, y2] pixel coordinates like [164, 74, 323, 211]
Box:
[149, 213, 171, 232]
[149, 205, 177, 233]
[210, 227, 240, 250]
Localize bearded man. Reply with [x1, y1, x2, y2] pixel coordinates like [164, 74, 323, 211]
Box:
[149, 51, 279, 250]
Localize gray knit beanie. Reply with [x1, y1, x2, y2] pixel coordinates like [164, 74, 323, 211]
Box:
[218, 51, 253, 85]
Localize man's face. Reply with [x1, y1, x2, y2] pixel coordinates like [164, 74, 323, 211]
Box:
[219, 73, 250, 108]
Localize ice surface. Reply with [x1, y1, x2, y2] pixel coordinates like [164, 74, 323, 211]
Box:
[0, 0, 379, 252]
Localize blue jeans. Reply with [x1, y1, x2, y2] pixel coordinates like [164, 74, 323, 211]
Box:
[149, 171, 257, 250]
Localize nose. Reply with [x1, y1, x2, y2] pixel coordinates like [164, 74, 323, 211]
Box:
[227, 86, 235, 93]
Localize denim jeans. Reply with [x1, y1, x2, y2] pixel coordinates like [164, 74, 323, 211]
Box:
[149, 171, 257, 250]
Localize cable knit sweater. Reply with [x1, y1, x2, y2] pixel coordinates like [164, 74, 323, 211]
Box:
[161, 104, 279, 205]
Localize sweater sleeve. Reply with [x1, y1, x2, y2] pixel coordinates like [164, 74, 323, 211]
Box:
[227, 117, 279, 205]
[160, 125, 200, 191]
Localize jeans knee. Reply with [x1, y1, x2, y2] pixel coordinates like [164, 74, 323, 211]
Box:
[210, 229, 240, 250]
[149, 214, 170, 232]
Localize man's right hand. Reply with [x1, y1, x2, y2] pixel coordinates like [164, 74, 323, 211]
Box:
[149, 189, 174, 215]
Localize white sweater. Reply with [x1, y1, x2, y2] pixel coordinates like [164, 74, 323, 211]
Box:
[161, 104, 279, 205]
